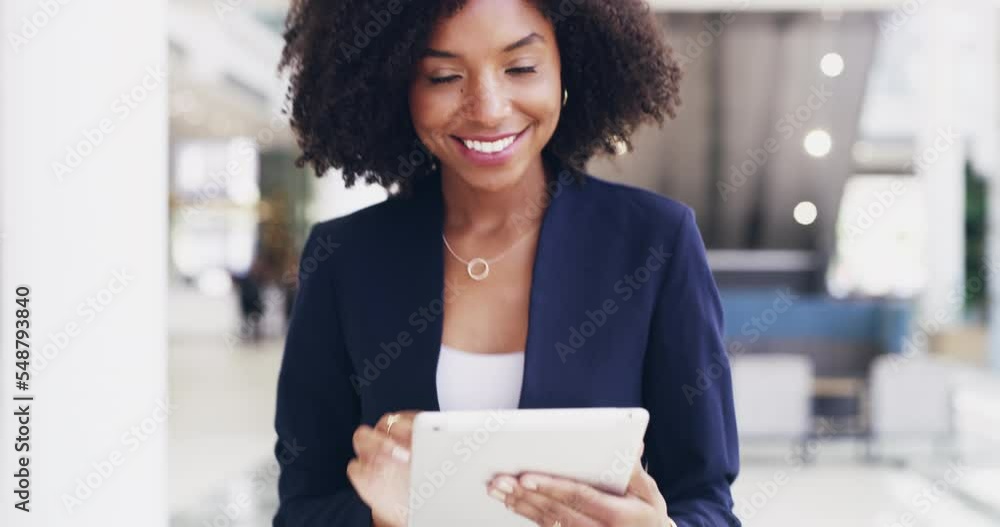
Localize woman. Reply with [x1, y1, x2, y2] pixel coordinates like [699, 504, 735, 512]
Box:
[273, 1, 740, 526]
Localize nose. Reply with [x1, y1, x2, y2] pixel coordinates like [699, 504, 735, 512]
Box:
[463, 77, 510, 128]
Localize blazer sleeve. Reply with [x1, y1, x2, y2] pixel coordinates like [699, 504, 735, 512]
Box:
[273, 225, 372, 526]
[643, 208, 742, 526]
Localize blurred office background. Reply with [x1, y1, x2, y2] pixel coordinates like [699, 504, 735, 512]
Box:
[165, 1, 1000, 526]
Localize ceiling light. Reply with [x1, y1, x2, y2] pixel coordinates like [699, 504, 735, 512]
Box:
[794, 201, 818, 226]
[821, 52, 844, 77]
[804, 129, 832, 157]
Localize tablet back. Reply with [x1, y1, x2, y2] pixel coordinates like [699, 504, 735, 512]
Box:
[407, 407, 648, 527]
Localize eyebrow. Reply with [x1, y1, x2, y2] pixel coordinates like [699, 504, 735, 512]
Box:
[422, 32, 545, 59]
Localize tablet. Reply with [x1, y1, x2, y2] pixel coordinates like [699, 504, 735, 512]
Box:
[407, 407, 649, 526]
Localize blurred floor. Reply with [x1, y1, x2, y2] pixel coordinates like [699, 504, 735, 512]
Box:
[168, 284, 285, 514]
[167, 288, 1000, 526]
[733, 457, 1000, 526]
[168, 334, 282, 514]
[171, 449, 1000, 526]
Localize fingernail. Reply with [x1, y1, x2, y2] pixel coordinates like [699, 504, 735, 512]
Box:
[391, 446, 411, 463]
[495, 477, 515, 494]
[489, 488, 507, 502]
[520, 475, 541, 491]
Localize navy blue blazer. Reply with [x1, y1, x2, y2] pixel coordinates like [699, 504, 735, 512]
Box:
[273, 161, 741, 526]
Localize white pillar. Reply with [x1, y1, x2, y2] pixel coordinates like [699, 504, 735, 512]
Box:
[989, 7, 1000, 371]
[0, 2, 167, 526]
[915, 2, 966, 335]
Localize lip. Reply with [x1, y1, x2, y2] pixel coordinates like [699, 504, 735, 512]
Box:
[450, 126, 530, 167]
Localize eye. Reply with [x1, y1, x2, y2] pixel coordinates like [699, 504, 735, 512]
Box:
[429, 75, 461, 85]
[507, 66, 537, 75]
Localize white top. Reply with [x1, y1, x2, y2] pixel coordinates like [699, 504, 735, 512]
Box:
[436, 344, 525, 411]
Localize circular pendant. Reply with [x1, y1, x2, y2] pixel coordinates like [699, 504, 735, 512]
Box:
[467, 258, 490, 281]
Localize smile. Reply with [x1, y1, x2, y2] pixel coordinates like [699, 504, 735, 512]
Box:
[459, 134, 517, 154]
[450, 127, 529, 166]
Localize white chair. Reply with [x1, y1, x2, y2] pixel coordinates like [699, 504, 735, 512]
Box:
[952, 370, 1000, 463]
[868, 354, 960, 462]
[731, 354, 814, 444]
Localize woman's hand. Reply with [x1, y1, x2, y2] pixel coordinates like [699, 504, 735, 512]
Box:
[346, 411, 419, 527]
[486, 446, 673, 527]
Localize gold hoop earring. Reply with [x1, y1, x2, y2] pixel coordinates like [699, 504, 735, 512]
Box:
[612, 136, 629, 156]
[562, 89, 568, 107]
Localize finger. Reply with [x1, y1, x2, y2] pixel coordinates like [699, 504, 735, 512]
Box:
[513, 473, 620, 524]
[352, 425, 411, 464]
[347, 453, 410, 522]
[630, 470, 666, 510]
[374, 410, 419, 430]
[346, 456, 384, 497]
[375, 415, 414, 448]
[626, 447, 660, 504]
[346, 457, 368, 489]
[374, 411, 418, 448]
[490, 475, 599, 527]
[487, 475, 546, 524]
[374, 410, 418, 428]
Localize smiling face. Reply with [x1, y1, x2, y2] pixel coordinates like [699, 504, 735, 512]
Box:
[409, 0, 563, 193]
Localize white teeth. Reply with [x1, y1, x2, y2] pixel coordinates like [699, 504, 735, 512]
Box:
[462, 135, 516, 154]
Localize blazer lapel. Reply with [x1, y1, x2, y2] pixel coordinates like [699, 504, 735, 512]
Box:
[378, 164, 594, 413]
[517, 172, 596, 409]
[397, 175, 446, 412]
[357, 173, 446, 414]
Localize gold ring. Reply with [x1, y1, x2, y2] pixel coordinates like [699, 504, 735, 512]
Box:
[385, 413, 401, 437]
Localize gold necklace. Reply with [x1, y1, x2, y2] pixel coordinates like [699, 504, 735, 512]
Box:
[441, 230, 534, 281]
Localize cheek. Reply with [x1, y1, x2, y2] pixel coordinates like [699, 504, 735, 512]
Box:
[410, 89, 457, 135]
[523, 90, 561, 130]
[408, 100, 430, 135]
[526, 78, 562, 122]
